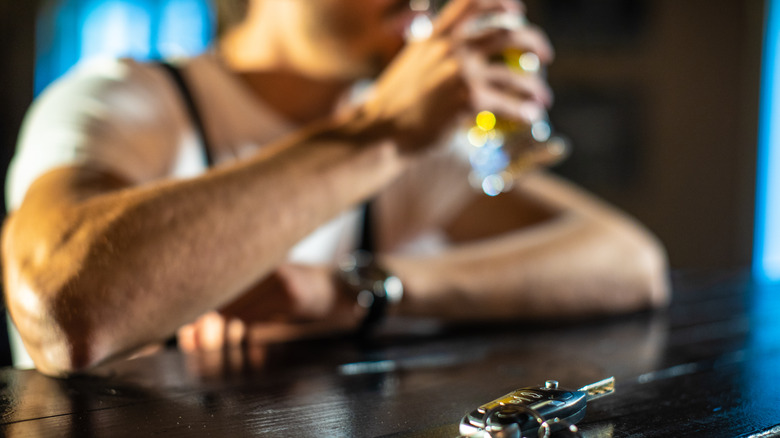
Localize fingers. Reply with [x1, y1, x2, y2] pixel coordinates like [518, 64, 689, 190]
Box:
[177, 311, 246, 352]
[182, 338, 267, 378]
[434, 0, 522, 36]
[177, 303, 363, 354]
[226, 317, 247, 346]
[429, 0, 555, 127]
[476, 62, 553, 106]
[459, 44, 552, 124]
[473, 86, 546, 124]
[177, 264, 345, 354]
[463, 24, 554, 65]
[176, 323, 197, 352]
[177, 313, 266, 377]
[197, 311, 226, 350]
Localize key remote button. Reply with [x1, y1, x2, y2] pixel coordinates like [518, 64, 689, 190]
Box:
[558, 392, 573, 401]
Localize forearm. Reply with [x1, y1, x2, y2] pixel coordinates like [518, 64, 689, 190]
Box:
[384, 215, 669, 321]
[379, 174, 670, 322]
[2, 118, 404, 375]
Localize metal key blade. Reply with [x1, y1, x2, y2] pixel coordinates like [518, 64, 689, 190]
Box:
[577, 376, 615, 402]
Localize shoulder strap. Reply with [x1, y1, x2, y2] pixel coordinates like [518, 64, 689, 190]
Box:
[358, 201, 375, 253]
[157, 62, 215, 168]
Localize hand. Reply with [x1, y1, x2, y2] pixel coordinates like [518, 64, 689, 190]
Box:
[177, 263, 362, 352]
[358, 0, 553, 152]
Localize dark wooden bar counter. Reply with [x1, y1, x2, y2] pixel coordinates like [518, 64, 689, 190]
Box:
[1, 270, 779, 437]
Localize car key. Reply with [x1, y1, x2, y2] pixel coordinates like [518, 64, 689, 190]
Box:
[458, 376, 615, 438]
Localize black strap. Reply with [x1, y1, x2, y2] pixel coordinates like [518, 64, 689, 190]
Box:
[358, 201, 375, 253]
[158, 62, 215, 168]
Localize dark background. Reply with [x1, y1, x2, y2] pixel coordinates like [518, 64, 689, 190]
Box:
[526, 0, 763, 270]
[0, 0, 765, 271]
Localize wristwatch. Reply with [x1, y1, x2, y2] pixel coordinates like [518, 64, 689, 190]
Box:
[337, 251, 404, 335]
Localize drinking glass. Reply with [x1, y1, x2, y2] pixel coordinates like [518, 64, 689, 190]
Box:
[407, 0, 570, 196]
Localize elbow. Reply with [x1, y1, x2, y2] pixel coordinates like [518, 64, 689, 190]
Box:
[583, 216, 671, 315]
[18, 313, 104, 379]
[28, 334, 98, 379]
[3, 219, 115, 377]
[613, 224, 671, 312]
[632, 234, 671, 310]
[39, 322, 103, 378]
[5, 280, 108, 378]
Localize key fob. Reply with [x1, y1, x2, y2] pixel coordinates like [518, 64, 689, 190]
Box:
[459, 381, 587, 437]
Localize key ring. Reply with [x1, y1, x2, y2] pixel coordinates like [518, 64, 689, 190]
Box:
[538, 417, 580, 438]
[478, 403, 583, 438]
[484, 403, 543, 437]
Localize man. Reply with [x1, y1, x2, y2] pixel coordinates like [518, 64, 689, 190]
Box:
[2, 0, 669, 377]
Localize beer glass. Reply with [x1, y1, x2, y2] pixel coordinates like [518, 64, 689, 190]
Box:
[407, 0, 569, 196]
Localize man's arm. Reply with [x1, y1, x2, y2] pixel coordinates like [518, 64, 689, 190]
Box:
[375, 158, 669, 321]
[2, 121, 405, 376]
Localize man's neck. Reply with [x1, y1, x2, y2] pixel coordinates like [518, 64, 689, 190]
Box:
[217, 18, 358, 126]
[235, 69, 353, 126]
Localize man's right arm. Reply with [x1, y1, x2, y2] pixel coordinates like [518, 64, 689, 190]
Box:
[2, 120, 405, 376]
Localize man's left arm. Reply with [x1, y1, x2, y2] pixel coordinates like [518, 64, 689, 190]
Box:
[374, 158, 670, 322]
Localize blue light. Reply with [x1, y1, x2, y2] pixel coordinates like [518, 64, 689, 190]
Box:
[158, 0, 214, 59]
[80, 0, 152, 61]
[755, 0, 780, 282]
[34, 0, 214, 96]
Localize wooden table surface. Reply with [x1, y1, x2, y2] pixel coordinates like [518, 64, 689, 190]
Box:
[1, 270, 778, 437]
